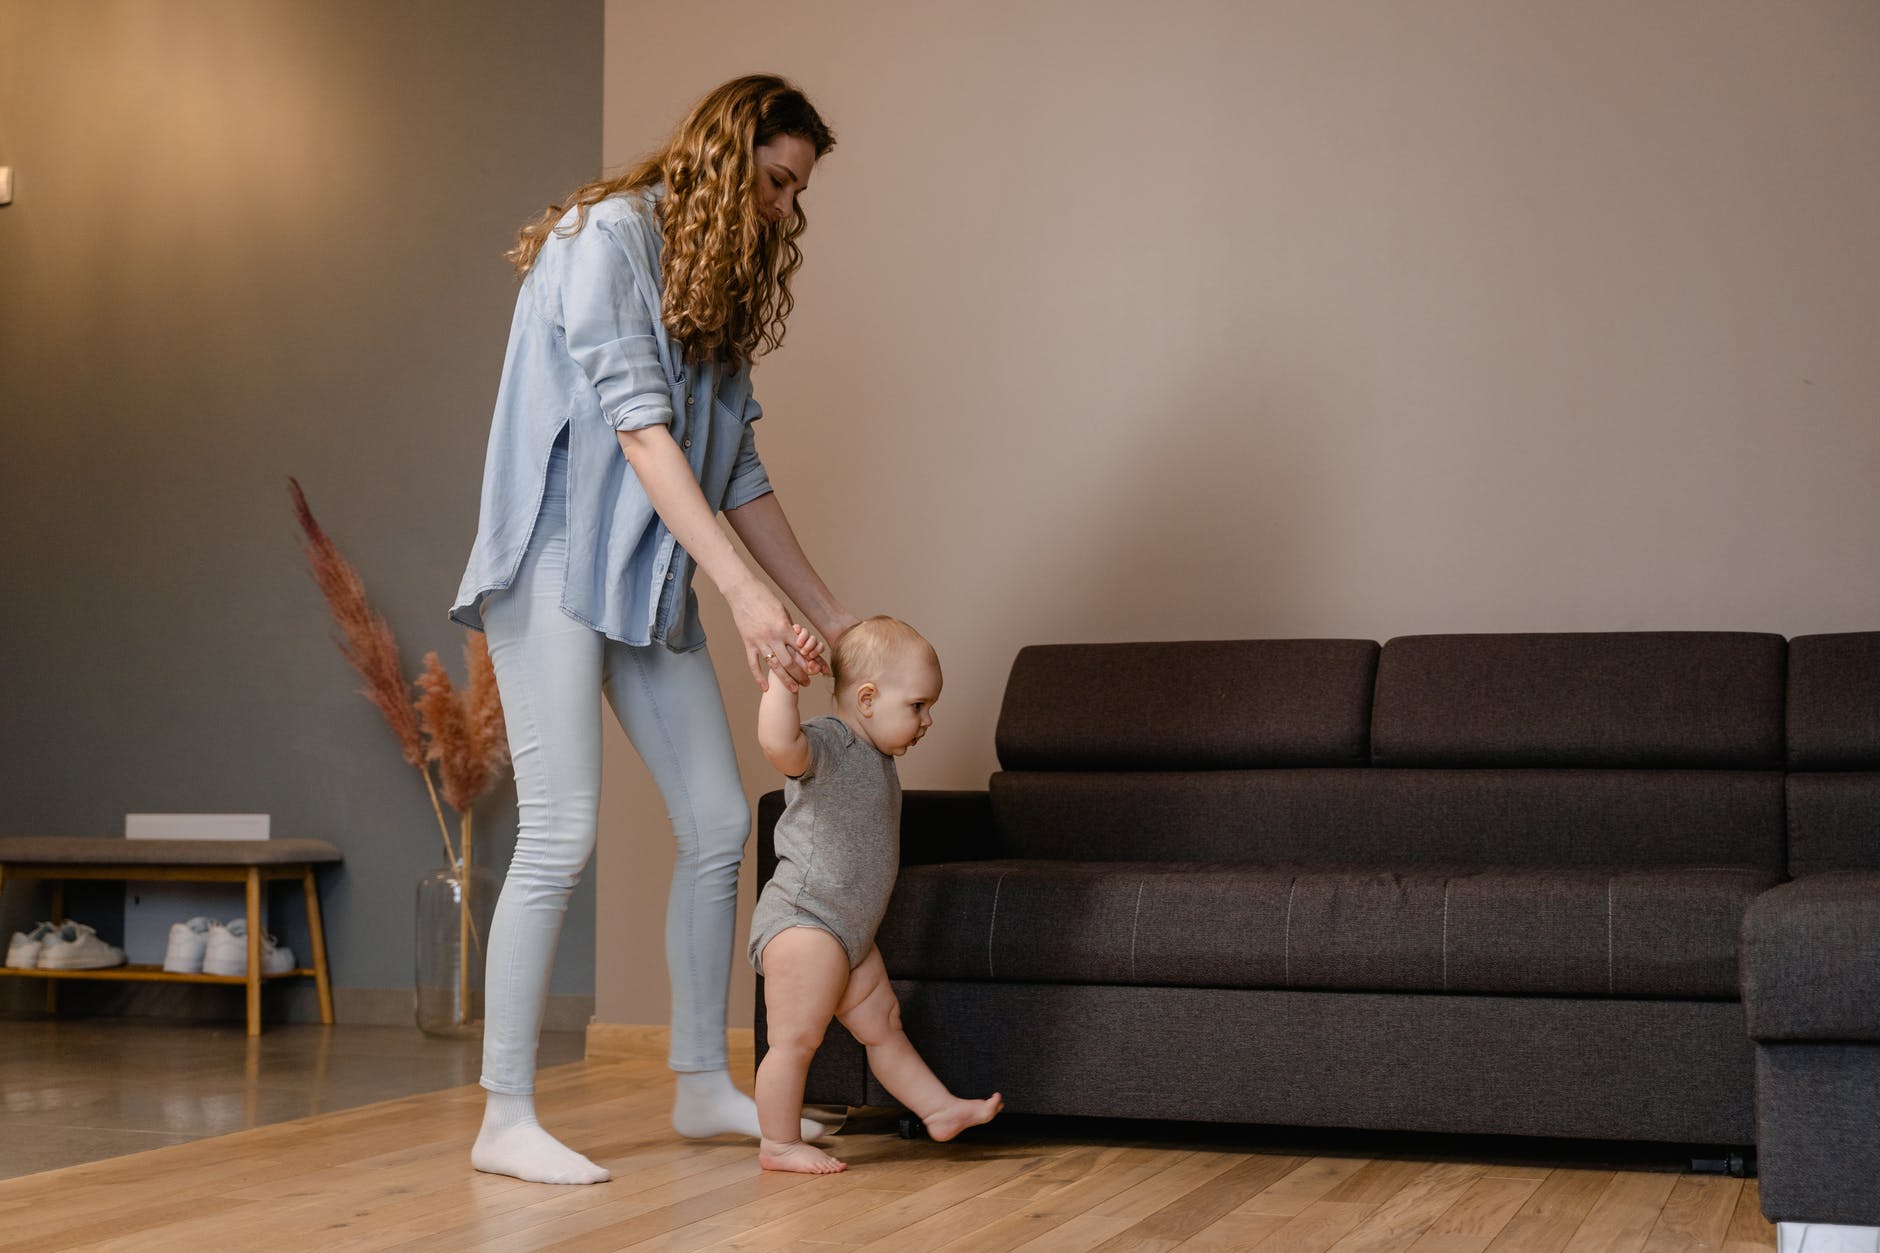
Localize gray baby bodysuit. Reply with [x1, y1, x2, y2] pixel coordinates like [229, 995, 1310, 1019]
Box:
[747, 715, 901, 974]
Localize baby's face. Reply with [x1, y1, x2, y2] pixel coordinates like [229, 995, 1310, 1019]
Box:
[859, 652, 943, 756]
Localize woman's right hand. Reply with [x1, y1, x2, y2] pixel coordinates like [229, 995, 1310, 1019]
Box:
[726, 578, 812, 692]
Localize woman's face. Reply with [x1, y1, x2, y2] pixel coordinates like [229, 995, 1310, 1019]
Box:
[753, 133, 816, 224]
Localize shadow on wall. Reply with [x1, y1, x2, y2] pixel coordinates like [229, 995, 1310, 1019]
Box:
[975, 350, 1345, 656]
[1039, 383, 1334, 647]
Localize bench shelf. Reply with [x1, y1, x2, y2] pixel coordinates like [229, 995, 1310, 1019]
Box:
[0, 837, 341, 1036]
[0, 963, 317, 984]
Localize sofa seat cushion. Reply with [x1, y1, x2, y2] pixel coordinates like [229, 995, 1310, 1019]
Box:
[876, 861, 1777, 999]
[1742, 871, 1880, 1042]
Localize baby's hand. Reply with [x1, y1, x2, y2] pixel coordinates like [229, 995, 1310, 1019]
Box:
[793, 624, 828, 676]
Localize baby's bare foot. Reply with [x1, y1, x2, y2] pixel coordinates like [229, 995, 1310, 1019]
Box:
[922, 1092, 1004, 1143]
[759, 1137, 847, 1174]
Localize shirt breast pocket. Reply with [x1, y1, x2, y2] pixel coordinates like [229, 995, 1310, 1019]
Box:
[717, 373, 760, 425]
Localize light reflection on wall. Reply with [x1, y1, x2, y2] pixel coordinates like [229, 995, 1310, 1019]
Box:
[25, 1, 368, 339]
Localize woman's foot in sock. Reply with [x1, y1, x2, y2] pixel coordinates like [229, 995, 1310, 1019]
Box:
[472, 1091, 611, 1185]
[759, 1137, 847, 1174]
[921, 1092, 1004, 1143]
[671, 1068, 828, 1141]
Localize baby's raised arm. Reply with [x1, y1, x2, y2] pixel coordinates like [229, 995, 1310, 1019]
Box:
[757, 675, 811, 777]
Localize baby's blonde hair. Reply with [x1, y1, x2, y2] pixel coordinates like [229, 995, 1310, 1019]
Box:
[831, 616, 938, 698]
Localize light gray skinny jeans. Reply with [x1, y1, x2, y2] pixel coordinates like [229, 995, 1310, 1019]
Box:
[479, 439, 748, 1092]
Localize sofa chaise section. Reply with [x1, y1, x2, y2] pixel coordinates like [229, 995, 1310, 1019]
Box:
[1743, 631, 1880, 1230]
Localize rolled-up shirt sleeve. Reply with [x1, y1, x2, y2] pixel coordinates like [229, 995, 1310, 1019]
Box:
[561, 215, 674, 433]
[723, 401, 773, 509]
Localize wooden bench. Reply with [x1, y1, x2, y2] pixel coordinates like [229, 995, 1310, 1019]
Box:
[0, 837, 341, 1036]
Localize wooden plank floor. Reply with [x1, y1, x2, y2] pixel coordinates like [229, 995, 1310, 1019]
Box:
[0, 1018, 586, 1181]
[0, 1037, 1778, 1252]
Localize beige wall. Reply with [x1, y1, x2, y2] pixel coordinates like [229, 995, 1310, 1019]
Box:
[595, 0, 1880, 1029]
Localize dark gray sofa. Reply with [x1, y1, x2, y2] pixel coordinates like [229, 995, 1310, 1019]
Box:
[1741, 632, 1880, 1228]
[753, 631, 1868, 1160]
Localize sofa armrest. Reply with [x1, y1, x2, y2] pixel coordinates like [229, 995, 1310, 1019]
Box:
[756, 790, 786, 888]
[898, 790, 1000, 866]
[754, 788, 1001, 886]
[1742, 871, 1880, 1041]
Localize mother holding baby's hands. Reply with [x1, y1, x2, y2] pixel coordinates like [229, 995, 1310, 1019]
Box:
[449, 75, 854, 1185]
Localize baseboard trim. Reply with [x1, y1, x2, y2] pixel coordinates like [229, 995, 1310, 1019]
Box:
[587, 1023, 754, 1064]
[326, 987, 594, 1032]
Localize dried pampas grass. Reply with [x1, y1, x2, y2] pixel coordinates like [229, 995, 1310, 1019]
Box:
[289, 479, 512, 877]
[289, 478, 425, 770]
[465, 632, 510, 780]
[420, 633, 511, 974]
[418, 650, 484, 815]
[290, 478, 513, 1025]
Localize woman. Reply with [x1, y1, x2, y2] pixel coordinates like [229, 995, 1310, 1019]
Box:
[450, 75, 853, 1185]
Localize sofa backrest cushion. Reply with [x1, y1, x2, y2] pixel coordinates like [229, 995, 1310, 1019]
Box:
[1786, 632, 1880, 873]
[995, 640, 1378, 770]
[1371, 633, 1786, 768]
[987, 767, 1785, 869]
[1787, 776, 1880, 874]
[1788, 632, 1880, 769]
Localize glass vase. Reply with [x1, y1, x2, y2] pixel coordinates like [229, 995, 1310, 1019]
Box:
[415, 863, 500, 1038]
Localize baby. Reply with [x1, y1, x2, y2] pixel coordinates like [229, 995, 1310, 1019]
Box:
[749, 615, 1002, 1174]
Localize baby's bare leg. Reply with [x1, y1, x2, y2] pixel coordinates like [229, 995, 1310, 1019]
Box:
[836, 947, 1003, 1142]
[755, 927, 851, 1174]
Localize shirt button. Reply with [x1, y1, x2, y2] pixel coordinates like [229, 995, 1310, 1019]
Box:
[682, 437, 692, 449]
[666, 571, 674, 581]
[685, 392, 694, 407]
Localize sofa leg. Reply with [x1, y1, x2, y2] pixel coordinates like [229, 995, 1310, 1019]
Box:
[1690, 1149, 1755, 1177]
[897, 1115, 927, 1140]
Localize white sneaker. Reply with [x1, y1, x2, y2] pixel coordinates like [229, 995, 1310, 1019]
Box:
[6, 921, 57, 969]
[163, 916, 217, 973]
[37, 921, 127, 970]
[202, 919, 294, 977]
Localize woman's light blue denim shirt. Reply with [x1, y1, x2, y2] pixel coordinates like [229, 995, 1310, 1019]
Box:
[450, 187, 771, 650]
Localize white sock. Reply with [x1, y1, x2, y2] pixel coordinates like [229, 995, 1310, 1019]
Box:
[671, 1068, 829, 1142]
[471, 1090, 611, 1185]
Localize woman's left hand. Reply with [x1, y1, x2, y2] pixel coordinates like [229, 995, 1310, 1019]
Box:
[726, 577, 813, 692]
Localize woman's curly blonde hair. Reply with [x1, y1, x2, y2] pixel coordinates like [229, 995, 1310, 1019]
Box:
[508, 75, 834, 367]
